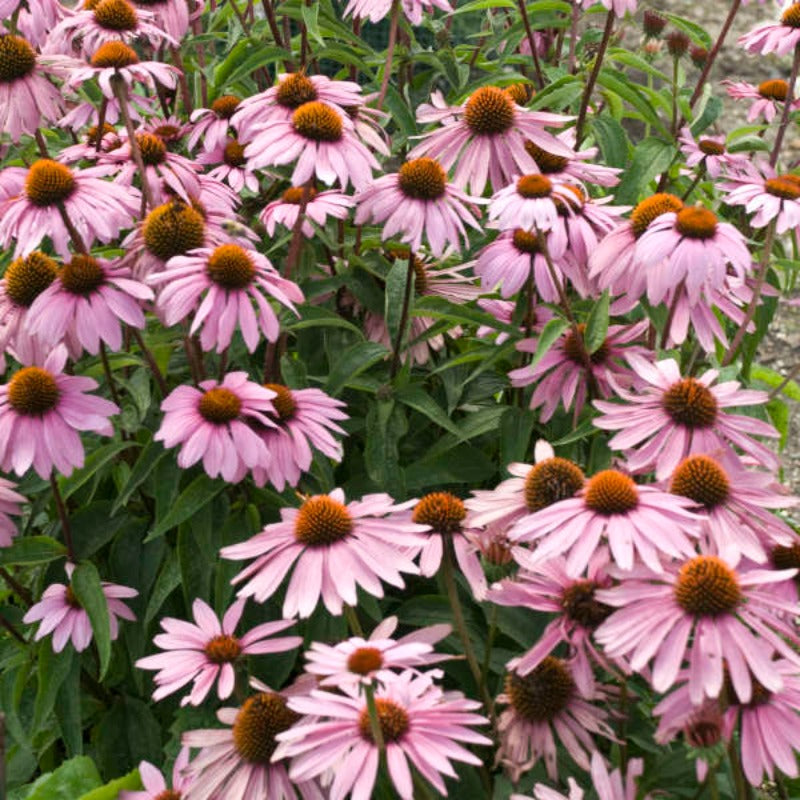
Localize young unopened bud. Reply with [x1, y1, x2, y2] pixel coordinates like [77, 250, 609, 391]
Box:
[666, 30, 690, 58]
[690, 45, 708, 68]
[643, 9, 667, 38]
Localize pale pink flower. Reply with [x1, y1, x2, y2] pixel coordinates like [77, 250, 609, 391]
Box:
[136, 598, 301, 706]
[488, 173, 582, 233]
[677, 127, 748, 179]
[739, 3, 800, 55]
[23, 563, 136, 653]
[196, 139, 260, 193]
[593, 355, 780, 479]
[0, 33, 64, 142]
[354, 157, 483, 256]
[0, 160, 140, 260]
[155, 373, 276, 483]
[135, 0, 191, 40]
[408, 87, 573, 195]
[261, 186, 353, 238]
[250, 384, 348, 492]
[524, 130, 621, 187]
[476, 297, 553, 344]
[121, 748, 193, 800]
[26, 254, 153, 355]
[221, 489, 428, 618]
[304, 616, 451, 688]
[343, 0, 452, 24]
[0, 346, 119, 478]
[723, 79, 800, 123]
[181, 678, 323, 800]
[510, 320, 651, 423]
[0, 478, 25, 548]
[509, 468, 701, 575]
[0, 0, 68, 47]
[188, 95, 241, 152]
[722, 162, 800, 234]
[274, 670, 491, 799]
[595, 542, 800, 703]
[148, 244, 303, 352]
[496, 657, 615, 782]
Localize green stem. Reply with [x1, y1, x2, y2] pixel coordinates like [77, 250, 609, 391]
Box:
[344, 604, 364, 637]
[363, 682, 385, 753]
[670, 55, 679, 137]
[389, 253, 415, 380]
[517, 0, 545, 89]
[50, 474, 74, 562]
[770, 42, 800, 168]
[727, 739, 753, 800]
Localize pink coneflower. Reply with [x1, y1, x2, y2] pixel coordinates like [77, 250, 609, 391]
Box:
[260, 186, 353, 238]
[233, 72, 364, 141]
[510, 320, 651, 423]
[181, 678, 321, 800]
[0, 33, 64, 142]
[509, 467, 701, 575]
[595, 542, 800, 703]
[1, 0, 68, 47]
[0, 478, 25, 548]
[244, 100, 380, 190]
[668, 453, 797, 566]
[355, 157, 482, 256]
[221, 489, 428, 618]
[593, 355, 780, 479]
[155, 373, 276, 483]
[476, 297, 553, 344]
[196, 139, 260, 193]
[523, 131, 621, 187]
[274, 670, 491, 799]
[121, 748, 193, 800]
[45, 0, 176, 56]
[0, 160, 140, 259]
[496, 658, 615, 782]
[304, 616, 451, 688]
[0, 346, 119, 478]
[148, 243, 303, 352]
[723, 79, 800, 123]
[188, 95, 241, 152]
[250, 383, 347, 492]
[488, 173, 582, 233]
[23, 563, 136, 653]
[677, 127, 748, 179]
[722, 163, 800, 234]
[488, 552, 617, 696]
[635, 205, 752, 306]
[408, 87, 573, 195]
[343, 0, 452, 24]
[136, 598, 302, 706]
[739, 3, 800, 55]
[26, 254, 152, 356]
[466, 441, 586, 535]
[132, 0, 190, 40]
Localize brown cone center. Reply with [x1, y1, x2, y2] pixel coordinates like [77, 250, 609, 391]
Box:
[292, 101, 342, 142]
[4, 252, 58, 307]
[232, 692, 300, 764]
[8, 367, 60, 416]
[584, 470, 639, 516]
[25, 160, 76, 207]
[294, 496, 354, 547]
[523, 457, 585, 512]
[663, 378, 718, 428]
[397, 158, 447, 201]
[198, 387, 242, 423]
[412, 491, 466, 534]
[0, 34, 36, 82]
[505, 658, 574, 722]
[464, 86, 515, 135]
[674, 555, 741, 617]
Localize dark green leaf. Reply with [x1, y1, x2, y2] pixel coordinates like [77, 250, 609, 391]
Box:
[590, 115, 629, 168]
[287, 305, 364, 337]
[17, 757, 101, 800]
[529, 318, 569, 369]
[55, 654, 82, 757]
[71, 563, 111, 679]
[584, 291, 610, 354]
[395, 386, 463, 438]
[58, 442, 139, 501]
[71, 501, 131, 560]
[34, 646, 73, 732]
[324, 341, 389, 397]
[614, 137, 677, 205]
[144, 548, 180, 624]
[146, 473, 226, 542]
[92, 697, 162, 780]
[385, 258, 413, 348]
[112, 438, 168, 514]
[499, 407, 536, 465]
[0, 536, 66, 567]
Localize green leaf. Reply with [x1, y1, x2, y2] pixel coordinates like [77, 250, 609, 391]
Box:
[55, 654, 82, 757]
[528, 75, 583, 112]
[58, 442, 139, 501]
[597, 71, 669, 136]
[614, 137, 677, 205]
[145, 473, 226, 542]
[92, 697, 162, 780]
[0, 536, 66, 567]
[34, 646, 73, 732]
[287, 305, 364, 338]
[144, 548, 180, 624]
[71, 501, 132, 560]
[499, 407, 536, 466]
[71, 563, 111, 679]
[385, 258, 413, 348]
[395, 386, 463, 438]
[590, 115, 629, 168]
[412, 295, 518, 335]
[584, 291, 610, 354]
[78, 770, 143, 800]
[364, 399, 407, 498]
[752, 364, 800, 401]
[664, 12, 713, 47]
[112, 438, 168, 514]
[324, 341, 389, 397]
[529, 318, 569, 369]
[17, 757, 101, 800]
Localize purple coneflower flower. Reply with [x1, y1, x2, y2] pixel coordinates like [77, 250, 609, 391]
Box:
[723, 79, 800, 123]
[593, 355, 780, 479]
[221, 488, 428, 618]
[188, 95, 241, 152]
[23, 563, 136, 653]
[134, 0, 190, 40]
[678, 127, 748, 178]
[476, 297, 553, 344]
[260, 186, 353, 237]
[722, 163, 800, 233]
[121, 748, 193, 800]
[0, 346, 119, 478]
[739, 3, 800, 55]
[1, 0, 68, 47]
[488, 173, 581, 233]
[196, 139, 260, 193]
[524, 130, 621, 187]
[0, 478, 25, 548]
[136, 598, 301, 706]
[343, 0, 452, 24]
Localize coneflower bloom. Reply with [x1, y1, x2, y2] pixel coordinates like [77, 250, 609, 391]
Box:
[0, 478, 25, 548]
[593, 355, 780, 479]
[260, 186, 353, 237]
[274, 670, 491, 799]
[677, 128, 748, 179]
[244, 100, 379, 189]
[23, 563, 136, 653]
[408, 87, 573, 195]
[509, 468, 701, 575]
[0, 160, 140, 259]
[132, 0, 190, 40]
[148, 243, 303, 352]
[188, 95, 241, 152]
[181, 679, 321, 800]
[466, 441, 586, 535]
[523, 132, 622, 187]
[121, 748, 194, 800]
[0, 33, 64, 142]
[1, 0, 68, 47]
[722, 163, 800, 234]
[45, 0, 176, 56]
[249, 384, 348, 492]
[0, 347, 119, 478]
[155, 374, 276, 483]
[136, 598, 302, 706]
[303, 616, 451, 688]
[488, 552, 616, 696]
[221, 489, 428, 618]
[496, 658, 615, 782]
[510, 321, 651, 423]
[595, 543, 800, 703]
[355, 157, 482, 256]
[26, 254, 153, 355]
[488, 173, 582, 234]
[196, 139, 260, 193]
[476, 297, 553, 344]
[739, 3, 800, 55]
[668, 453, 797, 566]
[723, 79, 800, 123]
[343, 0, 452, 24]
